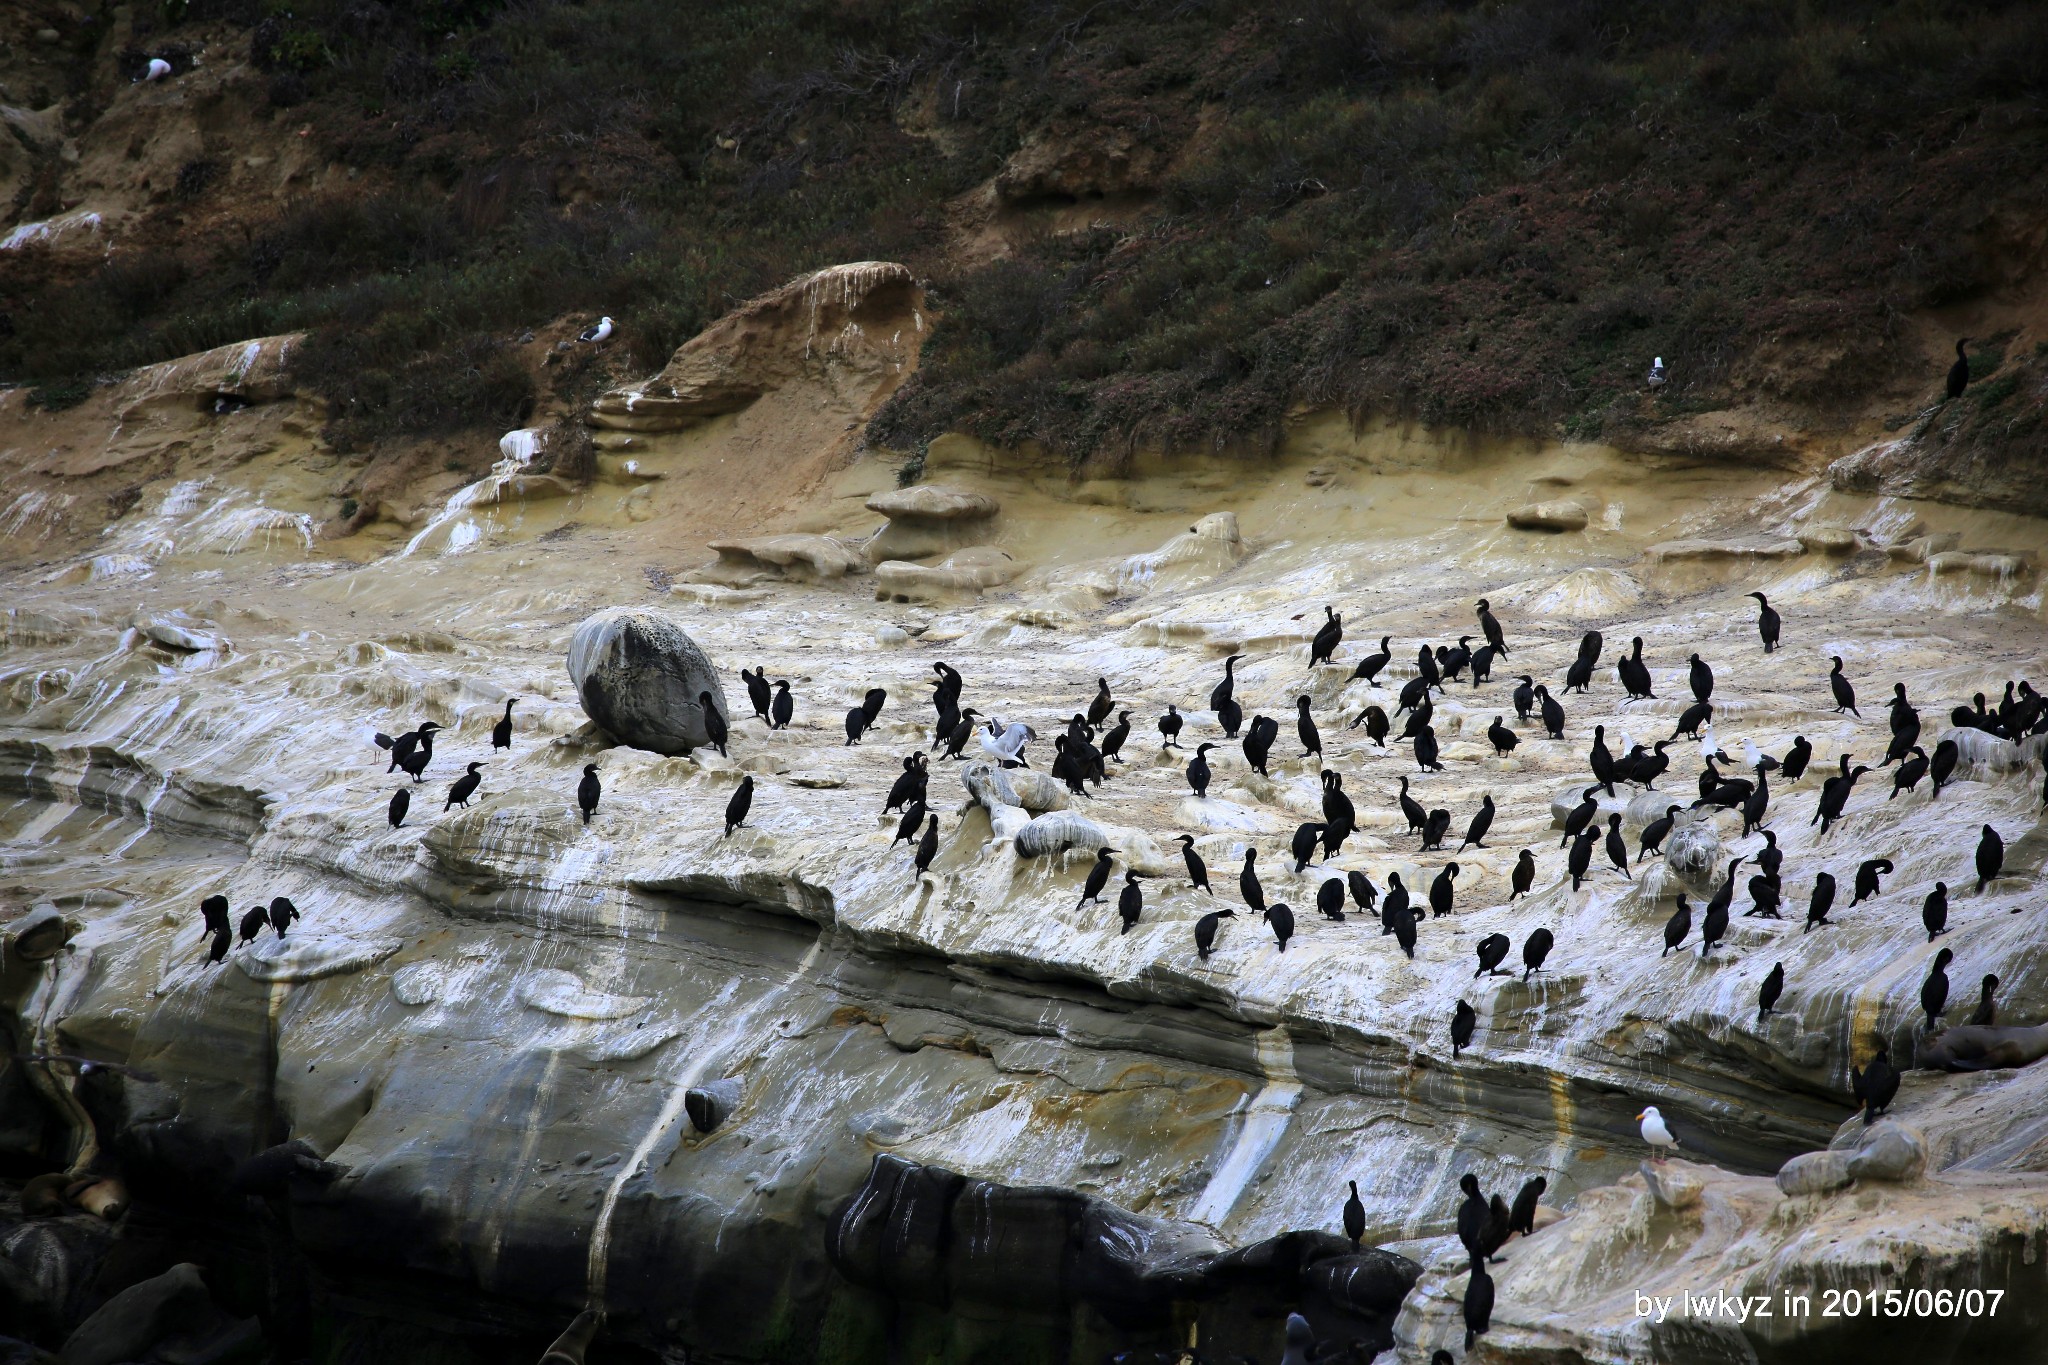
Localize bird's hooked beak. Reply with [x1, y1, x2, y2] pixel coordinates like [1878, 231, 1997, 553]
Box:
[1635, 1109, 1647, 1121]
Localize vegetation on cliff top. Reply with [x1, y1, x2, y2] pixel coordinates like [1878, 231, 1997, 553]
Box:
[3, 0, 2047, 461]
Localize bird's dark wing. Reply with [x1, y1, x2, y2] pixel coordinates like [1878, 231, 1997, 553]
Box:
[373, 733, 397, 750]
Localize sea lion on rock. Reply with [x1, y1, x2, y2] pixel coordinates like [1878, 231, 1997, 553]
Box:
[1916, 1023, 2048, 1073]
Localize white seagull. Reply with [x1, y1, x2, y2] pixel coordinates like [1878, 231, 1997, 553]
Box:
[1646, 356, 1667, 389]
[1637, 1105, 1678, 1161]
[577, 316, 614, 344]
[141, 57, 172, 82]
[979, 720, 1033, 767]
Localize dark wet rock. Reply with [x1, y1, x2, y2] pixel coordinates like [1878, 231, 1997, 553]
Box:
[58, 1261, 211, 1365]
[684, 1079, 744, 1134]
[226, 1140, 349, 1200]
[827, 1155, 1418, 1346]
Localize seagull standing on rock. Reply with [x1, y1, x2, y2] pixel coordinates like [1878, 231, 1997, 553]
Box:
[142, 57, 173, 82]
[1637, 1105, 1678, 1161]
[1646, 356, 1668, 389]
[578, 316, 615, 343]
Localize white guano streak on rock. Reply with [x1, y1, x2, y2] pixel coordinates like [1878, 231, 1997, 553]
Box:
[1187, 1025, 1302, 1228]
[583, 938, 825, 1301]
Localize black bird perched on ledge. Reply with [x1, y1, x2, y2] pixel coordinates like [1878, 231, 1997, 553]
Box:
[1922, 948, 1953, 1030]
[1828, 657, 1860, 716]
[198, 893, 230, 941]
[844, 688, 886, 746]
[1747, 592, 1780, 653]
[1239, 848, 1265, 914]
[891, 800, 927, 849]
[1078, 847, 1116, 909]
[492, 698, 517, 750]
[1310, 606, 1343, 667]
[1476, 598, 1509, 656]
[1209, 653, 1245, 714]
[388, 788, 409, 828]
[1805, 872, 1836, 932]
[1758, 963, 1784, 1020]
[1178, 834, 1211, 894]
[701, 692, 729, 755]
[1853, 1044, 1899, 1123]
[724, 775, 754, 837]
[883, 753, 926, 814]
[1352, 635, 1392, 685]
[1946, 337, 1972, 401]
[1851, 857, 1892, 905]
[1118, 871, 1146, 935]
[238, 906, 267, 944]
[268, 896, 300, 939]
[1264, 902, 1294, 951]
[577, 764, 601, 825]
[445, 761, 483, 810]
[375, 720, 443, 781]
[742, 666, 771, 721]
[1194, 907, 1235, 960]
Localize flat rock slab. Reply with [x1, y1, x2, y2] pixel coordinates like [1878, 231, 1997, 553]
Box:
[1505, 501, 1588, 532]
[1647, 537, 1805, 562]
[705, 534, 864, 582]
[864, 484, 999, 521]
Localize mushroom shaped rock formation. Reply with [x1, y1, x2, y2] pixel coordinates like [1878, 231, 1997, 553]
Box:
[566, 607, 730, 755]
[865, 484, 1002, 560]
[590, 262, 924, 431]
[703, 533, 866, 584]
[874, 546, 1018, 601]
[1114, 512, 1245, 595]
[1505, 500, 1589, 533]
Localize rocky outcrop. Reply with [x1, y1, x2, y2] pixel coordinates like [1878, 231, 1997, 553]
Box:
[565, 607, 729, 754]
[590, 263, 924, 431]
[829, 1154, 1416, 1352]
[865, 484, 1000, 560]
[702, 534, 866, 583]
[1830, 432, 2048, 518]
[873, 547, 1019, 600]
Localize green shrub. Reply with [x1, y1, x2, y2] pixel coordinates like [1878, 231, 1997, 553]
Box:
[29, 381, 92, 411]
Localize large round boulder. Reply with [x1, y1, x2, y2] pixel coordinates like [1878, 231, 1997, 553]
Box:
[566, 608, 730, 755]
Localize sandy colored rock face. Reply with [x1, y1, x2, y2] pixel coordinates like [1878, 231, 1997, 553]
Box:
[590, 262, 924, 431]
